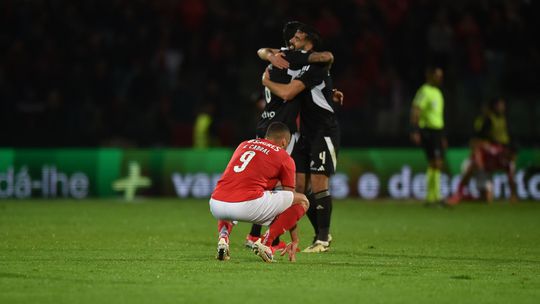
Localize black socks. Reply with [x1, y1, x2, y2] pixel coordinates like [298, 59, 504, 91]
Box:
[309, 190, 332, 242]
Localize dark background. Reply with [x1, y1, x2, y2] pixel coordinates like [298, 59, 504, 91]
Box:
[1, 0, 538, 148]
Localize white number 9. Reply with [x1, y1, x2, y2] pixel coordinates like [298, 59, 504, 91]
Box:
[233, 151, 256, 172]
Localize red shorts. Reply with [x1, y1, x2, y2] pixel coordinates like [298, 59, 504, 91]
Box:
[478, 143, 510, 172]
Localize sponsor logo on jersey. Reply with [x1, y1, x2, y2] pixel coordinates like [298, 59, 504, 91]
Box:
[261, 111, 275, 119]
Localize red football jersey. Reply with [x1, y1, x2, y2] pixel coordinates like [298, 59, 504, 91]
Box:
[211, 138, 296, 202]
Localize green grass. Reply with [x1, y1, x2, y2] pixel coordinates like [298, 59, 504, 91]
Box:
[1, 199, 539, 304]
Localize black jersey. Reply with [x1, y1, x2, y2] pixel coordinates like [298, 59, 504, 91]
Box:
[256, 49, 310, 138]
[295, 64, 339, 136]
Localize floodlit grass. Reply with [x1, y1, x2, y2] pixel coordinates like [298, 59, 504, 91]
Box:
[1, 199, 539, 304]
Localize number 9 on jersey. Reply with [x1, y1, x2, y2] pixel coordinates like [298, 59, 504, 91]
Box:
[233, 151, 256, 173]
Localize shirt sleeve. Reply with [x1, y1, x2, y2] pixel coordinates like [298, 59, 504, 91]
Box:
[279, 154, 296, 189]
[412, 88, 425, 109]
[294, 64, 326, 89]
[284, 50, 310, 67]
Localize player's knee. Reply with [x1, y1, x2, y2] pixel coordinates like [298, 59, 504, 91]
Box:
[310, 174, 329, 193]
[293, 192, 309, 211]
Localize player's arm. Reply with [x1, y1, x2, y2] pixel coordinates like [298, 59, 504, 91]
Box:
[257, 48, 289, 69]
[259, 48, 334, 68]
[308, 51, 334, 64]
[409, 88, 425, 145]
[262, 68, 305, 101]
[285, 50, 334, 66]
[279, 155, 297, 190]
[280, 224, 299, 262]
[257, 47, 280, 60]
[410, 104, 421, 145]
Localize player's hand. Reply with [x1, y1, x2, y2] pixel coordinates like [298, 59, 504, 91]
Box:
[269, 52, 289, 69]
[262, 68, 270, 85]
[280, 241, 299, 262]
[410, 132, 421, 145]
[332, 89, 344, 105]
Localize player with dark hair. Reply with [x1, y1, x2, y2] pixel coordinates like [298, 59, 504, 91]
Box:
[254, 21, 334, 139]
[245, 21, 335, 250]
[448, 97, 517, 204]
[210, 122, 309, 263]
[410, 66, 448, 207]
[262, 25, 344, 253]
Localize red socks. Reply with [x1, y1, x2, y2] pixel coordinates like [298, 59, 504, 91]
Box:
[218, 205, 306, 246]
[456, 181, 466, 197]
[218, 220, 233, 241]
[263, 204, 305, 246]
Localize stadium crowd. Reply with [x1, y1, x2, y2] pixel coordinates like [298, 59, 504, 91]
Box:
[1, 0, 538, 147]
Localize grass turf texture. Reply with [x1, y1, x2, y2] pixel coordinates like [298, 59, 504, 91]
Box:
[1, 199, 539, 304]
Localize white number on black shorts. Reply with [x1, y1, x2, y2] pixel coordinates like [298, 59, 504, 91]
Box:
[233, 151, 256, 172]
[319, 151, 326, 164]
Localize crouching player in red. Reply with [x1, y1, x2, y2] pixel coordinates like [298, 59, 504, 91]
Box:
[449, 97, 517, 204]
[209, 122, 309, 262]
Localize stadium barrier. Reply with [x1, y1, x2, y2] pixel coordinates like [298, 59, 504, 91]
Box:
[1, 148, 539, 200]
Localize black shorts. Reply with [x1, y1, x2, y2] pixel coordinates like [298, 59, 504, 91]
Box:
[420, 128, 445, 160]
[293, 129, 340, 176]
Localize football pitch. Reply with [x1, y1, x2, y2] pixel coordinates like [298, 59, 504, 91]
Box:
[1, 199, 539, 304]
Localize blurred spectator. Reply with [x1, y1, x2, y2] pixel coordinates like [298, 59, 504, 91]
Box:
[193, 103, 217, 149]
[427, 9, 454, 69]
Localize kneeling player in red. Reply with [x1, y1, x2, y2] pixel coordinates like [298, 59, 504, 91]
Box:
[209, 122, 309, 262]
[448, 98, 517, 204]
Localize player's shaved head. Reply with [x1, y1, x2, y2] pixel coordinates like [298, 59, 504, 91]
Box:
[265, 122, 291, 149]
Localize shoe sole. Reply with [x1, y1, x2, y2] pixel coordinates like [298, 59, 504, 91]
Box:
[253, 242, 273, 263]
[216, 239, 230, 261]
[302, 248, 329, 253]
[302, 244, 329, 253]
